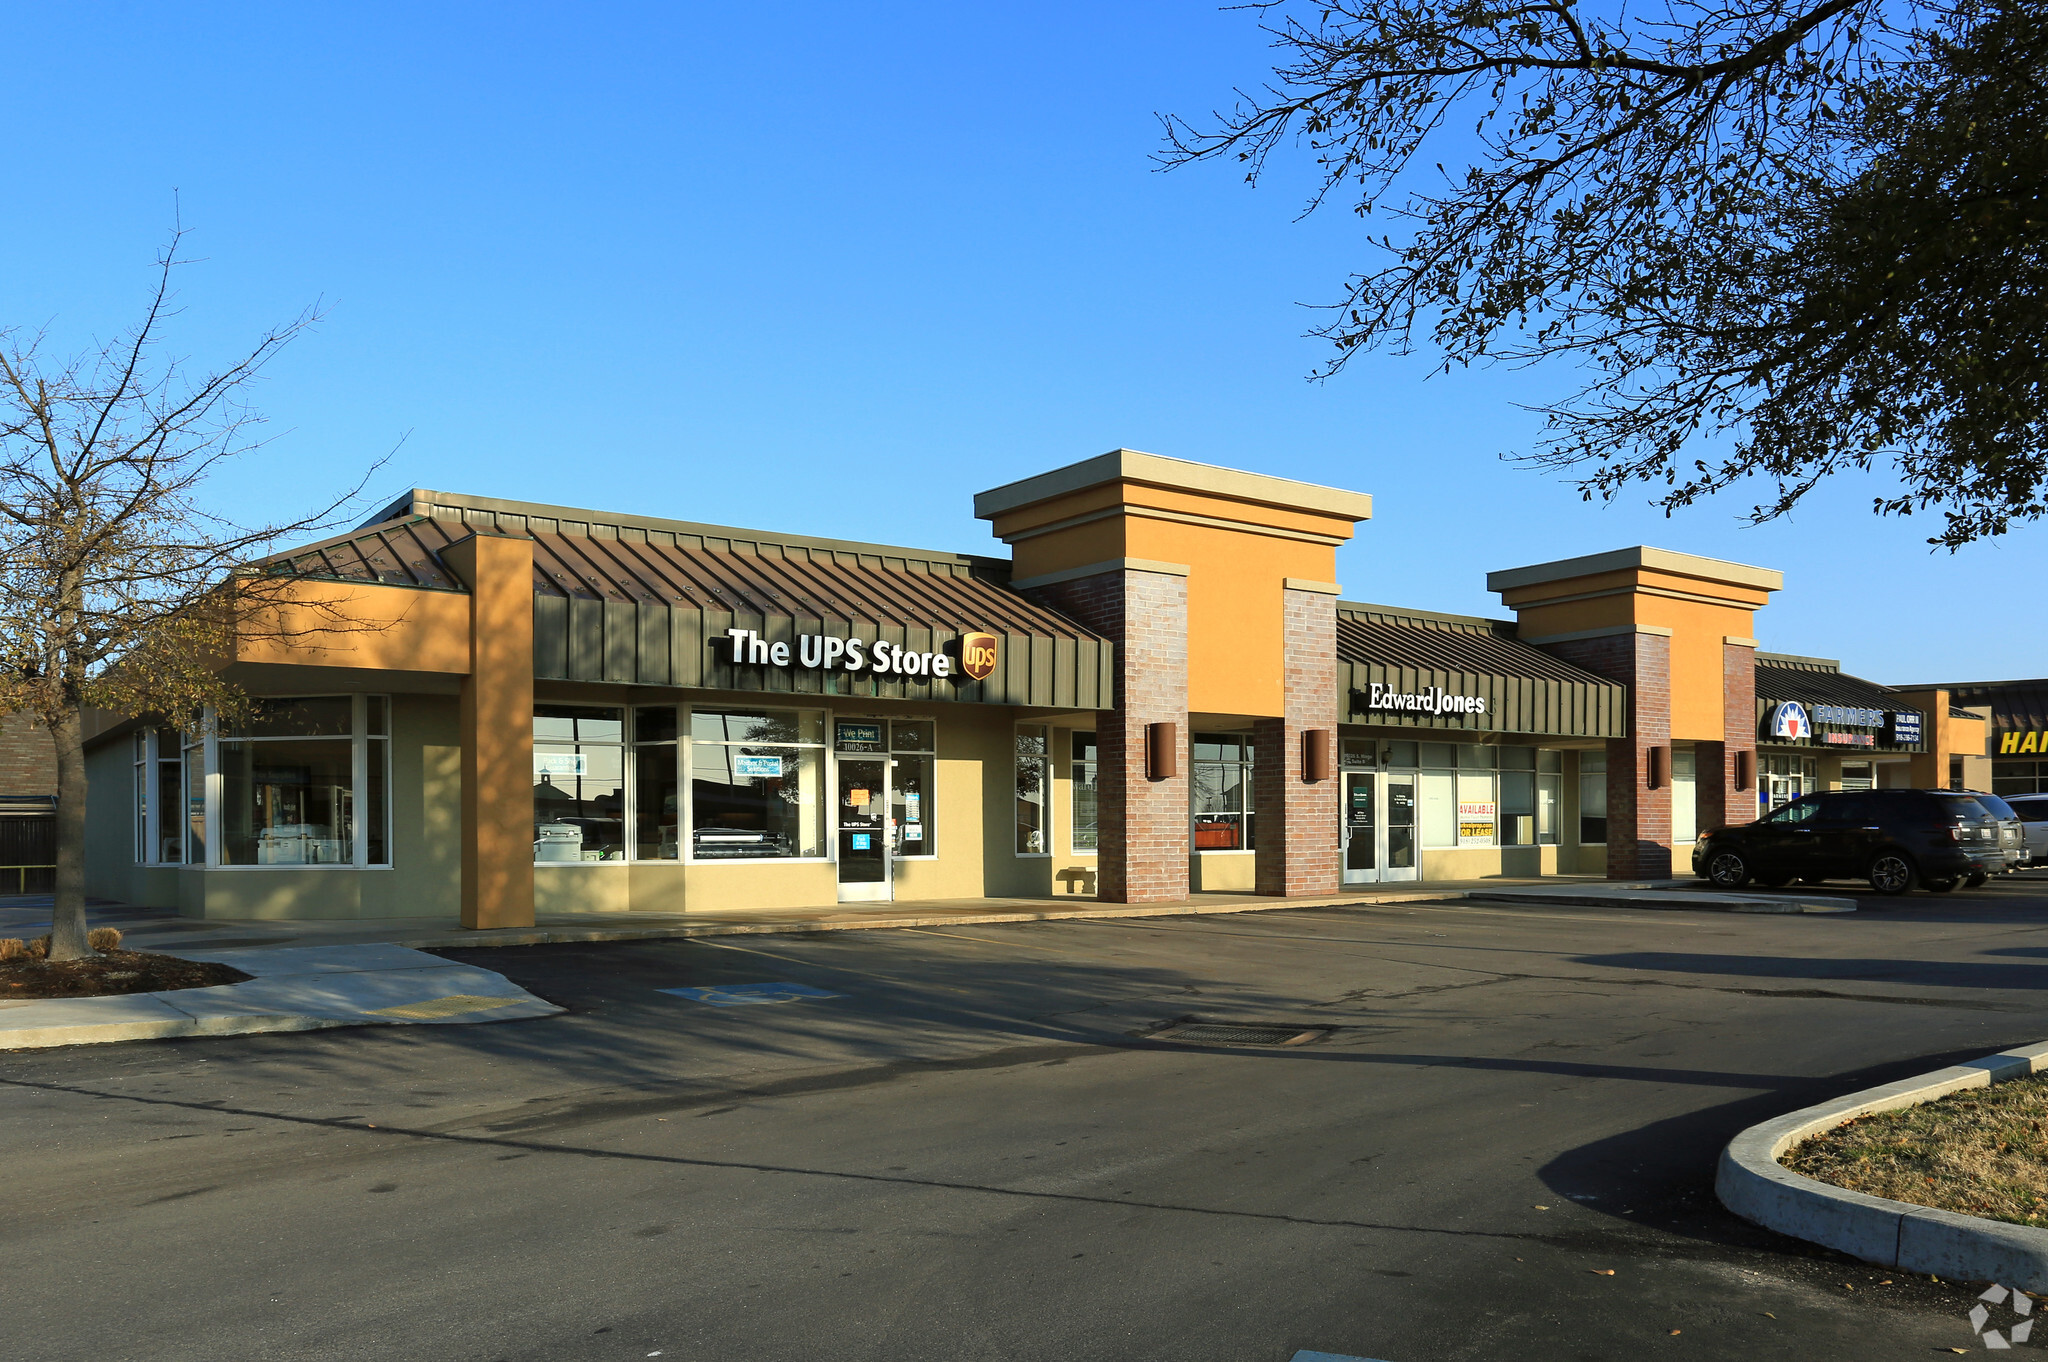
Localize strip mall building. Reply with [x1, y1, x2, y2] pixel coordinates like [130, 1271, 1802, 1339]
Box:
[83, 450, 1994, 925]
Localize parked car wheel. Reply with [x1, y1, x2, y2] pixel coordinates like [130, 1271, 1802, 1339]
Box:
[1868, 852, 1918, 895]
[1924, 876, 1960, 893]
[1966, 872, 1989, 888]
[1705, 849, 1752, 888]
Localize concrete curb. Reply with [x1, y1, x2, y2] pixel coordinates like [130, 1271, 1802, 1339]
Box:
[1716, 1039, 2048, 1287]
[0, 944, 561, 1051]
[396, 892, 1469, 950]
[1468, 886, 1857, 915]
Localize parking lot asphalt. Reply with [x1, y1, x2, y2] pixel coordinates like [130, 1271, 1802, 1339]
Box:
[10, 879, 2048, 1361]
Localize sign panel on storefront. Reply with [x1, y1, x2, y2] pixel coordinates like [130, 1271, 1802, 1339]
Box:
[1767, 701, 1810, 739]
[1814, 704, 1887, 727]
[721, 628, 993, 682]
[1890, 711, 1923, 746]
[732, 755, 785, 778]
[835, 722, 884, 751]
[1458, 800, 1497, 841]
[1356, 682, 1489, 717]
[533, 752, 588, 778]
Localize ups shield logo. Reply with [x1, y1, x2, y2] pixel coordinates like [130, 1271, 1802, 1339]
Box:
[960, 632, 1000, 682]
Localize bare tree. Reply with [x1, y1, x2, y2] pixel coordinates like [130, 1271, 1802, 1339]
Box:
[0, 229, 380, 960]
[1160, 0, 2048, 547]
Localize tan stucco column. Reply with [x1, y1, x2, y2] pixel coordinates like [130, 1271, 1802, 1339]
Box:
[442, 532, 536, 929]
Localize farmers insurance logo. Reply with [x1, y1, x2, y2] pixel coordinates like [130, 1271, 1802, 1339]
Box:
[1768, 701, 1811, 740]
[959, 632, 1000, 682]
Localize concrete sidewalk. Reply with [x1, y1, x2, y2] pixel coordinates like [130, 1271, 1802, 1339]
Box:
[1, 881, 1570, 957]
[0, 943, 561, 1050]
[0, 869, 1903, 963]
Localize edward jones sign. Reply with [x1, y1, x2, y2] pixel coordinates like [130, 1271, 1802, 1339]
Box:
[721, 628, 997, 682]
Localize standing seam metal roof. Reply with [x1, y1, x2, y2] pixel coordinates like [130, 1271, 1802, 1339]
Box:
[1336, 609, 1618, 687]
[273, 516, 1105, 640]
[1753, 664, 1902, 709]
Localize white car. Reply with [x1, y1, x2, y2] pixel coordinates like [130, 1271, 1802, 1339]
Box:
[2003, 794, 2048, 866]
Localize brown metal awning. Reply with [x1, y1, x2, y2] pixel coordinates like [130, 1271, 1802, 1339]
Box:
[269, 499, 1113, 710]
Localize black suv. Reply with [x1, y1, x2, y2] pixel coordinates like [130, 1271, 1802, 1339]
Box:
[1692, 789, 2013, 894]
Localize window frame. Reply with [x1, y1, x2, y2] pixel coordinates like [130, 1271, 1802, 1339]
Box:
[1014, 723, 1051, 858]
[532, 702, 629, 866]
[1070, 730, 1098, 856]
[680, 704, 831, 866]
[1190, 731, 1256, 854]
[196, 694, 393, 871]
[886, 719, 938, 861]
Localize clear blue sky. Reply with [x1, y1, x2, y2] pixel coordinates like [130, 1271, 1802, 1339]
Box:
[4, 2, 2034, 683]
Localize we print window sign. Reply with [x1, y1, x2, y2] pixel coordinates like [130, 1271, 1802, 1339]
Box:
[720, 628, 994, 682]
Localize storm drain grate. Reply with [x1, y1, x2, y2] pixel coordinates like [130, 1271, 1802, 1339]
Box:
[1151, 1023, 1328, 1047]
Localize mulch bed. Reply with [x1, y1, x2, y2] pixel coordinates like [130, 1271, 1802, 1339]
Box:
[1784, 1076, 2048, 1228]
[0, 949, 251, 1001]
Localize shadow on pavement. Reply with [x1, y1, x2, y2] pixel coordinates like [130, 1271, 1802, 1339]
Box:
[1570, 950, 2048, 991]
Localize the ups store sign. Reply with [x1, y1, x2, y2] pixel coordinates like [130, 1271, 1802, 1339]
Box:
[721, 627, 999, 682]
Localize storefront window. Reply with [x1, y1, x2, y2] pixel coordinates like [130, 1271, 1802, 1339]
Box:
[1419, 766, 1456, 847]
[1579, 750, 1608, 845]
[1500, 770, 1534, 846]
[214, 697, 389, 867]
[534, 705, 625, 862]
[183, 734, 206, 864]
[1995, 760, 2044, 796]
[131, 731, 187, 865]
[1016, 725, 1049, 855]
[634, 707, 680, 860]
[133, 734, 148, 862]
[1456, 770, 1497, 846]
[1192, 733, 1255, 851]
[1671, 748, 1697, 843]
[890, 720, 936, 857]
[690, 708, 825, 859]
[1071, 732, 1099, 853]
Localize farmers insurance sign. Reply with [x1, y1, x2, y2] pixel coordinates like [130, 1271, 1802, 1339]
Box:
[721, 628, 999, 682]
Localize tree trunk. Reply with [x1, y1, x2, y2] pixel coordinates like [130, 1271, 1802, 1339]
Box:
[46, 707, 92, 961]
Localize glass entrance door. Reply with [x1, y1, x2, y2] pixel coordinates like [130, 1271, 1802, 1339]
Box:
[1342, 773, 1377, 884]
[1341, 772, 1420, 885]
[836, 756, 891, 903]
[1384, 774, 1417, 882]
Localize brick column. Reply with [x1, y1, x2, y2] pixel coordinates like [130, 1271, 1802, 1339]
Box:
[1029, 568, 1190, 903]
[1254, 586, 1340, 896]
[1539, 628, 1674, 879]
[1695, 639, 1757, 832]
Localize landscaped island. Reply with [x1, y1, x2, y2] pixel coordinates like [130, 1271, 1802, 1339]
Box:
[1784, 1079, 2048, 1228]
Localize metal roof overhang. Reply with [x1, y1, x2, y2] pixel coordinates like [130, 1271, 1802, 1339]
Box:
[273, 515, 1114, 710]
[1337, 610, 1629, 738]
[1753, 664, 1926, 754]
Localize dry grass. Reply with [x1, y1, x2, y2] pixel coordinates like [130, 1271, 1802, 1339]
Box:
[0, 938, 24, 962]
[1784, 1076, 2048, 1228]
[87, 926, 123, 951]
